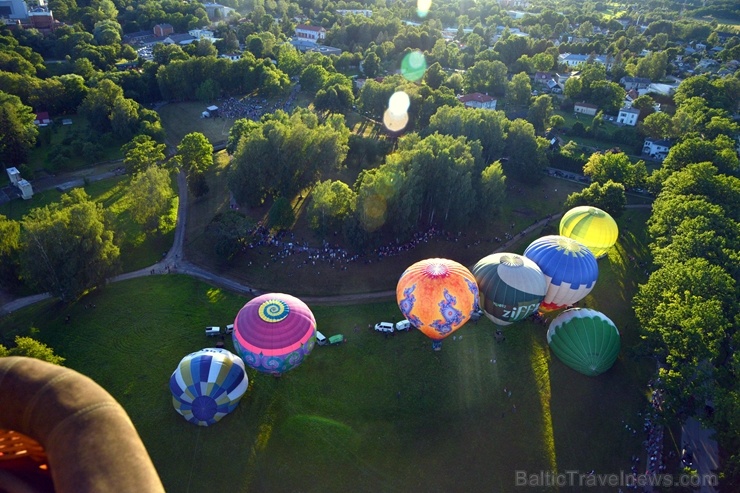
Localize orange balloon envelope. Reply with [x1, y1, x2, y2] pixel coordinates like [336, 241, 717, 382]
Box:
[396, 258, 479, 343]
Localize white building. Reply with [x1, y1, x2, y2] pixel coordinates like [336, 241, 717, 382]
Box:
[617, 107, 640, 126]
[574, 102, 598, 116]
[458, 93, 497, 110]
[0, 0, 28, 19]
[336, 9, 371, 17]
[17, 179, 33, 199]
[643, 138, 672, 160]
[6, 167, 20, 185]
[294, 24, 326, 43]
[559, 53, 613, 71]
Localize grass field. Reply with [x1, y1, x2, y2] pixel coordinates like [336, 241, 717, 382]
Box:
[157, 102, 237, 147]
[0, 216, 654, 492]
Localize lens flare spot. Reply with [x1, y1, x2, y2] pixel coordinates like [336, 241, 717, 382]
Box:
[401, 51, 427, 82]
[383, 109, 409, 132]
[388, 91, 410, 116]
[417, 0, 432, 17]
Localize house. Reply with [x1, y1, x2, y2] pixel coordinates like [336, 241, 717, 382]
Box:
[203, 2, 234, 19]
[164, 33, 196, 45]
[17, 179, 33, 200]
[643, 138, 672, 160]
[6, 167, 20, 185]
[294, 24, 326, 42]
[219, 53, 242, 61]
[34, 111, 51, 126]
[559, 53, 613, 70]
[336, 9, 372, 16]
[458, 93, 497, 110]
[153, 23, 174, 37]
[0, 0, 28, 19]
[122, 30, 152, 44]
[188, 29, 214, 40]
[620, 76, 651, 91]
[616, 107, 640, 126]
[574, 102, 598, 116]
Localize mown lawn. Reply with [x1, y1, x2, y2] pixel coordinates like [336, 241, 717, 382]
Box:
[157, 102, 237, 147]
[0, 221, 653, 492]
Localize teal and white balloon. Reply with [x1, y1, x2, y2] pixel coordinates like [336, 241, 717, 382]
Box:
[472, 253, 547, 325]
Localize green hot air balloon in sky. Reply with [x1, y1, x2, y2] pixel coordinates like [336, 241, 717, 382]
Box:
[547, 308, 621, 376]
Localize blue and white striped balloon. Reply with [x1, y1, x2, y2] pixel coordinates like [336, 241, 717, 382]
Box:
[170, 348, 249, 426]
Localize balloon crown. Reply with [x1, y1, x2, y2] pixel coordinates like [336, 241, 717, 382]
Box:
[259, 299, 290, 323]
[555, 237, 584, 253]
[500, 254, 524, 267]
[422, 262, 451, 278]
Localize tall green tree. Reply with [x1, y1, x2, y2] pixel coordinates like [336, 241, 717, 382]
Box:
[121, 135, 167, 174]
[126, 165, 175, 231]
[0, 91, 38, 166]
[307, 179, 356, 237]
[563, 180, 626, 217]
[19, 189, 120, 302]
[176, 132, 213, 194]
[583, 151, 647, 189]
[463, 60, 508, 96]
[507, 72, 532, 107]
[503, 119, 546, 182]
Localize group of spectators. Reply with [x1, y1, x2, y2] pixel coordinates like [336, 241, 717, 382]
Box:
[244, 226, 468, 270]
[644, 382, 666, 476]
[217, 84, 301, 121]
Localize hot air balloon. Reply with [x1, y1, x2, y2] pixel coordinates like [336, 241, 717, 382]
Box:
[559, 206, 619, 258]
[170, 348, 249, 426]
[396, 258, 479, 350]
[547, 308, 621, 376]
[232, 293, 316, 375]
[523, 235, 598, 312]
[472, 253, 547, 326]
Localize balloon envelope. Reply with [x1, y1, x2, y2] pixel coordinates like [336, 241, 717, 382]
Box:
[472, 253, 547, 325]
[170, 348, 249, 426]
[547, 308, 621, 376]
[523, 235, 598, 312]
[396, 258, 479, 341]
[233, 293, 316, 375]
[559, 206, 619, 258]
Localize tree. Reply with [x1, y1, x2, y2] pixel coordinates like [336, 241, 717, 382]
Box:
[126, 165, 175, 230]
[508, 72, 532, 107]
[653, 135, 740, 187]
[478, 160, 506, 216]
[564, 180, 626, 217]
[307, 179, 356, 237]
[362, 52, 381, 78]
[19, 189, 120, 302]
[503, 119, 546, 182]
[276, 44, 302, 77]
[0, 336, 65, 365]
[583, 151, 646, 188]
[424, 62, 446, 90]
[268, 196, 295, 230]
[639, 112, 672, 139]
[0, 214, 20, 290]
[207, 210, 254, 259]
[121, 135, 166, 175]
[0, 91, 38, 166]
[463, 60, 508, 96]
[78, 79, 124, 133]
[110, 97, 139, 140]
[527, 95, 553, 133]
[589, 81, 625, 114]
[177, 132, 213, 195]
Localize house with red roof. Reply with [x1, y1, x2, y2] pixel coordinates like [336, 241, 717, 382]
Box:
[457, 93, 497, 110]
[295, 24, 326, 42]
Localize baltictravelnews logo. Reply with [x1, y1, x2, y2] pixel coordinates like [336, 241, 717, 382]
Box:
[515, 470, 718, 488]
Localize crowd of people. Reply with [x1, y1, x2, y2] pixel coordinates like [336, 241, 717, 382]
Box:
[644, 383, 666, 476]
[217, 87, 298, 121]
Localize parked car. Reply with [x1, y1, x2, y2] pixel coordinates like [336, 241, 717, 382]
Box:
[374, 322, 394, 333]
[205, 326, 221, 337]
[316, 331, 327, 345]
[395, 320, 411, 331]
[328, 334, 345, 345]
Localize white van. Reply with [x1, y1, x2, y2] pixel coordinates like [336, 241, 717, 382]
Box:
[374, 322, 394, 333]
[395, 320, 411, 331]
[205, 326, 221, 337]
[316, 331, 327, 345]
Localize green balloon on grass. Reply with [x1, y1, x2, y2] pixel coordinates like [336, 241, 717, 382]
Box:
[401, 51, 427, 82]
[547, 308, 621, 376]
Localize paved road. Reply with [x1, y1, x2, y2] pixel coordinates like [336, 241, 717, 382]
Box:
[681, 417, 719, 492]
